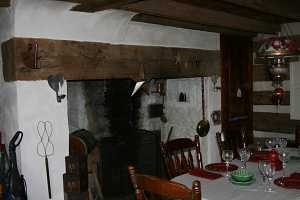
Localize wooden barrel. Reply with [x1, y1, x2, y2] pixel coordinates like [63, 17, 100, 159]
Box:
[70, 129, 97, 155]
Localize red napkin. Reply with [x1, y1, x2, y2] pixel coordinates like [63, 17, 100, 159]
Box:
[282, 177, 300, 189]
[290, 172, 300, 179]
[189, 168, 223, 180]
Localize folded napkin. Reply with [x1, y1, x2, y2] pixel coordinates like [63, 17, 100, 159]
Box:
[189, 168, 223, 180]
[281, 177, 300, 189]
[290, 172, 300, 179]
[249, 151, 271, 162]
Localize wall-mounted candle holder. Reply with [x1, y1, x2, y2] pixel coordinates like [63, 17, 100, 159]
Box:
[211, 75, 221, 92]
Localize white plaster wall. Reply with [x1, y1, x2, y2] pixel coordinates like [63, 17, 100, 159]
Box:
[14, 0, 219, 50]
[67, 81, 88, 133]
[162, 77, 220, 165]
[16, 81, 69, 200]
[0, 83, 19, 148]
[0, 1, 221, 199]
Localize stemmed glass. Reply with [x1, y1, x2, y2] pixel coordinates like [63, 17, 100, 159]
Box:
[222, 150, 234, 178]
[278, 137, 288, 149]
[264, 162, 276, 192]
[258, 160, 268, 189]
[238, 147, 251, 169]
[265, 138, 276, 149]
[277, 148, 289, 178]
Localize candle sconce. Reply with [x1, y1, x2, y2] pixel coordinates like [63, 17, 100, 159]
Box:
[211, 75, 221, 92]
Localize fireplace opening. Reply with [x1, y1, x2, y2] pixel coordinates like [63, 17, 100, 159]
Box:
[67, 79, 162, 198]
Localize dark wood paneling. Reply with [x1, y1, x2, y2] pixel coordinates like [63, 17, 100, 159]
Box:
[123, 0, 280, 33]
[221, 34, 253, 144]
[253, 91, 290, 105]
[253, 64, 290, 81]
[253, 112, 300, 133]
[2, 38, 220, 81]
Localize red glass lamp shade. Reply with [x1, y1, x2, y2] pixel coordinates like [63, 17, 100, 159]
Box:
[258, 36, 299, 58]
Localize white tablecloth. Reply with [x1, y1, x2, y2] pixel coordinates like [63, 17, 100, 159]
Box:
[172, 151, 300, 200]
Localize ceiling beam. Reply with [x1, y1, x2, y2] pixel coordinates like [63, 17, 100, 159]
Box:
[220, 0, 300, 22]
[132, 14, 256, 36]
[55, 0, 143, 12]
[122, 0, 280, 34]
[173, 0, 294, 23]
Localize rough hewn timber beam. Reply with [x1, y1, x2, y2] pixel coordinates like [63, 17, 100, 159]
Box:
[221, 0, 300, 22]
[1, 38, 220, 81]
[132, 14, 256, 36]
[55, 0, 143, 12]
[173, 0, 295, 23]
[122, 0, 280, 34]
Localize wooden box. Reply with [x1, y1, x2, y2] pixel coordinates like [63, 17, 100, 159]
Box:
[63, 173, 88, 193]
[65, 155, 88, 176]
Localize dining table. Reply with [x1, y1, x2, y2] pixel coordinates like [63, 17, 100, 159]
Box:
[172, 148, 300, 200]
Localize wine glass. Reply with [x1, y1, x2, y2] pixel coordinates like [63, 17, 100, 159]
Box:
[222, 150, 234, 178]
[265, 138, 275, 149]
[264, 162, 276, 192]
[277, 148, 289, 178]
[258, 160, 268, 188]
[278, 137, 288, 149]
[238, 147, 251, 169]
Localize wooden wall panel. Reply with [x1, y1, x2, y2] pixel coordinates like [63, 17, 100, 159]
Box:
[253, 91, 290, 105]
[1, 38, 220, 81]
[253, 64, 290, 82]
[253, 112, 300, 133]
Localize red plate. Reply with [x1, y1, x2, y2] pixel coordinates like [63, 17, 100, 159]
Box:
[205, 163, 238, 172]
[274, 177, 300, 189]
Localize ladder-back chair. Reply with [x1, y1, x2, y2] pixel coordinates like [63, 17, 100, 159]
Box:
[128, 165, 201, 200]
[161, 135, 203, 179]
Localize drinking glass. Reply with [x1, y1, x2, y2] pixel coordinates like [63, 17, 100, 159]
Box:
[265, 138, 275, 149]
[222, 150, 234, 178]
[277, 148, 289, 178]
[264, 162, 276, 192]
[278, 138, 288, 149]
[258, 160, 268, 188]
[238, 147, 251, 169]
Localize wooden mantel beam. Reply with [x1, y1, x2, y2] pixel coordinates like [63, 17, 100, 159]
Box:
[2, 38, 220, 81]
[122, 0, 280, 34]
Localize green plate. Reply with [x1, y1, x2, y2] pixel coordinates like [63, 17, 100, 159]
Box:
[230, 177, 256, 186]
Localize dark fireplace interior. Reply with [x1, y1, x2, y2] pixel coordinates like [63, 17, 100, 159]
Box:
[68, 79, 161, 198]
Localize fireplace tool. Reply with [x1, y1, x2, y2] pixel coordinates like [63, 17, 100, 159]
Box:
[8, 131, 27, 200]
[37, 121, 54, 199]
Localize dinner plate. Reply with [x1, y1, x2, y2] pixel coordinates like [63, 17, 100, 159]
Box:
[230, 177, 255, 186]
[205, 163, 238, 172]
[274, 177, 300, 189]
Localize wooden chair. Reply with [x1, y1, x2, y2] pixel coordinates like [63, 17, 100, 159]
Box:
[161, 135, 203, 179]
[128, 166, 201, 200]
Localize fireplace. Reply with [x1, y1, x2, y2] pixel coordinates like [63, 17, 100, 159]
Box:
[67, 79, 162, 198]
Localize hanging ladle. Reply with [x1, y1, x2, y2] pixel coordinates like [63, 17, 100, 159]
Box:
[196, 77, 210, 137]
